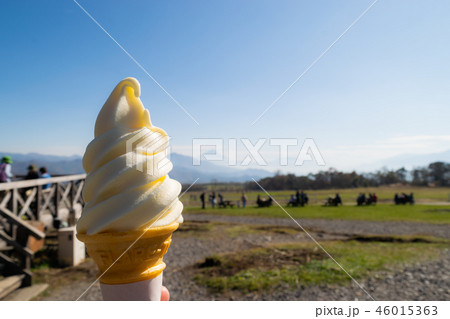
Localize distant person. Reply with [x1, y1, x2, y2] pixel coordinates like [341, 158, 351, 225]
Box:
[400, 193, 407, 205]
[335, 193, 342, 206]
[0, 156, 13, 183]
[218, 193, 224, 207]
[371, 193, 378, 205]
[409, 193, 414, 205]
[301, 190, 309, 206]
[366, 193, 373, 205]
[394, 193, 399, 205]
[25, 164, 39, 180]
[200, 192, 205, 209]
[287, 194, 296, 207]
[357, 193, 366, 206]
[21, 164, 39, 198]
[241, 193, 247, 208]
[326, 196, 334, 206]
[295, 190, 300, 206]
[39, 167, 52, 190]
[210, 192, 216, 208]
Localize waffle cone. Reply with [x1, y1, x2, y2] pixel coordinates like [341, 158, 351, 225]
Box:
[77, 222, 179, 285]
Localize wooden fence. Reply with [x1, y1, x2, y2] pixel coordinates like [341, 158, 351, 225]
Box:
[0, 174, 86, 286]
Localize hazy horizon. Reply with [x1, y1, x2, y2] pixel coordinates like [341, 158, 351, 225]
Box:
[2, 147, 449, 176]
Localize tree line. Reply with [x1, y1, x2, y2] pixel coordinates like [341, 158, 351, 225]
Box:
[244, 161, 450, 191]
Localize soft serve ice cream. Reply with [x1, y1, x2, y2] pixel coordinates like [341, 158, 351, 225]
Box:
[76, 77, 183, 235]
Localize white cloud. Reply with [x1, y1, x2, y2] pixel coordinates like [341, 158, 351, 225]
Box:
[321, 134, 450, 171]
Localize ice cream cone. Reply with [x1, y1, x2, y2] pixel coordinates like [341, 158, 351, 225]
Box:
[76, 78, 184, 301]
[77, 222, 179, 285]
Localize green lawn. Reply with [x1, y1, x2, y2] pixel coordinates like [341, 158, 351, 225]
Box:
[185, 204, 450, 224]
[195, 239, 448, 293]
[183, 186, 450, 206]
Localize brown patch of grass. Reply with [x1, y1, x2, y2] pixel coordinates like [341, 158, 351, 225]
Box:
[197, 246, 326, 277]
[176, 220, 213, 237]
[225, 224, 302, 237]
[349, 235, 448, 244]
[253, 225, 300, 235]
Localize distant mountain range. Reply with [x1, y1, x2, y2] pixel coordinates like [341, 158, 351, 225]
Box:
[1, 151, 273, 184]
[3, 149, 448, 183]
[4, 152, 84, 177]
[169, 153, 272, 183]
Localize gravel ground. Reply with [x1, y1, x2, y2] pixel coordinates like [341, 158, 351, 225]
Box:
[45, 225, 337, 301]
[39, 215, 449, 301]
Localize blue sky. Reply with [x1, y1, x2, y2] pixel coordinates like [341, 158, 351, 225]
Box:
[1, 0, 449, 172]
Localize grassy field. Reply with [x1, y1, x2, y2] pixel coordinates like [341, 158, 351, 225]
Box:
[185, 204, 450, 224]
[183, 186, 450, 206]
[195, 238, 448, 293]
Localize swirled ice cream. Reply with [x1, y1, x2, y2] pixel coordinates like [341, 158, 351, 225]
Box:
[76, 77, 183, 235]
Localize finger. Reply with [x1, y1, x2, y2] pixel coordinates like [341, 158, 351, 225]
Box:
[161, 286, 170, 301]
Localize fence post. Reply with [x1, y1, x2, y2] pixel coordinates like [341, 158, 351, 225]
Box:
[69, 180, 75, 226]
[53, 183, 60, 218]
[12, 188, 18, 215]
[36, 185, 42, 220]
